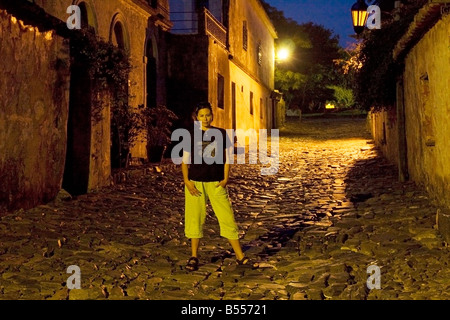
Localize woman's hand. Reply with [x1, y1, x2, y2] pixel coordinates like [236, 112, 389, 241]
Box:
[215, 180, 228, 188]
[185, 180, 202, 197]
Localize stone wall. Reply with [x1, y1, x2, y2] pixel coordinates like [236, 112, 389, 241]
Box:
[33, 0, 172, 163]
[403, 13, 450, 209]
[369, 108, 399, 166]
[276, 97, 286, 129]
[35, 0, 160, 161]
[371, 12, 450, 242]
[1, 0, 171, 212]
[0, 9, 70, 211]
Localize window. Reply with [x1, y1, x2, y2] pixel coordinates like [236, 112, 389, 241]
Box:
[218, 74, 225, 109]
[250, 91, 254, 115]
[110, 14, 129, 53]
[243, 21, 248, 51]
[257, 43, 262, 66]
[113, 22, 125, 50]
[150, 0, 157, 8]
[260, 98, 264, 119]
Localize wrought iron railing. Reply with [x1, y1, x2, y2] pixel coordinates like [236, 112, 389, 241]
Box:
[202, 8, 227, 48]
[170, 7, 228, 46]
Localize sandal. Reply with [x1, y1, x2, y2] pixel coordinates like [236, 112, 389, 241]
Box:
[236, 256, 259, 269]
[185, 257, 199, 272]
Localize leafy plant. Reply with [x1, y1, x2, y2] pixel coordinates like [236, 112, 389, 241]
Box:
[70, 28, 132, 121]
[143, 105, 178, 148]
[327, 85, 355, 109]
[348, 1, 426, 111]
[70, 28, 144, 168]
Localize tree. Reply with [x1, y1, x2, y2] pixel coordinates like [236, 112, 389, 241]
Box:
[274, 69, 305, 109]
[327, 85, 355, 109]
[261, 1, 347, 113]
[346, 0, 426, 111]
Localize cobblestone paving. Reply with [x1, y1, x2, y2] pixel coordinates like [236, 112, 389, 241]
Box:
[0, 116, 449, 300]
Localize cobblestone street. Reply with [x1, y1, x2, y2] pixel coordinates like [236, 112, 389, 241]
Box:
[0, 116, 449, 300]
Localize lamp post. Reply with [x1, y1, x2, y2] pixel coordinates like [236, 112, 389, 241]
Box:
[351, 0, 369, 35]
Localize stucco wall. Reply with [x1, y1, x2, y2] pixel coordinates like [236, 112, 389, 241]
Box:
[0, 10, 70, 211]
[228, 0, 275, 91]
[403, 14, 450, 208]
[229, 59, 272, 131]
[208, 37, 232, 129]
[369, 108, 399, 166]
[227, 0, 275, 132]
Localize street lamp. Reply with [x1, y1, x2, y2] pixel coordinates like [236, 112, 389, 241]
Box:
[276, 48, 290, 62]
[351, 0, 369, 35]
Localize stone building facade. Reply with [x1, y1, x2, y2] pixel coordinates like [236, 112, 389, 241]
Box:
[0, 2, 70, 212]
[0, 0, 171, 211]
[167, 0, 279, 132]
[369, 1, 450, 241]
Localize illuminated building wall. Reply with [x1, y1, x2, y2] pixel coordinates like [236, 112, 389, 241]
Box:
[167, 0, 278, 132]
[370, 5, 450, 241]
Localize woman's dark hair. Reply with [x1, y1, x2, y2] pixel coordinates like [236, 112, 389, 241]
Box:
[194, 102, 213, 116]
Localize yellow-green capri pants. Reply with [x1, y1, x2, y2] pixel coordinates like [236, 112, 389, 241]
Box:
[185, 181, 239, 240]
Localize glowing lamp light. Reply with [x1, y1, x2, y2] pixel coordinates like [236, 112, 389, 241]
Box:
[351, 0, 369, 35]
[277, 48, 290, 61]
[325, 103, 335, 110]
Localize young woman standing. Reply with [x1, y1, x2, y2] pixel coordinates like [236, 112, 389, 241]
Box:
[181, 102, 256, 271]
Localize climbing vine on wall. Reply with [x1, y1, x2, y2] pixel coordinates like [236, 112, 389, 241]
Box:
[69, 29, 142, 168]
[69, 28, 131, 116]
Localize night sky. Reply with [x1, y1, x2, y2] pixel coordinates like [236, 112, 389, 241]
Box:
[264, 0, 359, 48]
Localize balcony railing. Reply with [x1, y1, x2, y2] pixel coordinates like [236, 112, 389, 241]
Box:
[200, 8, 227, 48]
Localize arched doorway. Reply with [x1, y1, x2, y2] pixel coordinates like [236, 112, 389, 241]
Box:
[63, 1, 97, 195]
